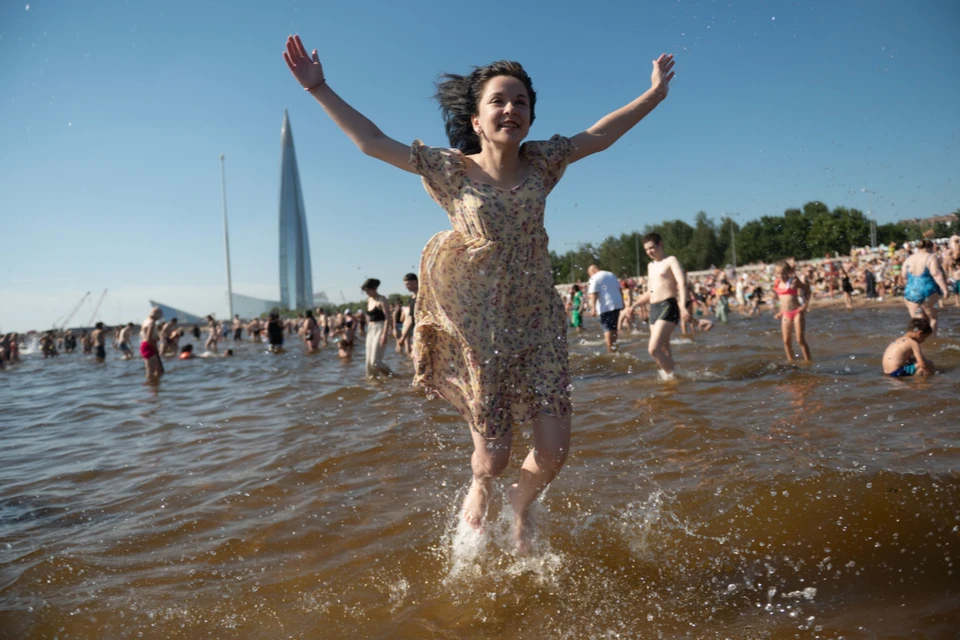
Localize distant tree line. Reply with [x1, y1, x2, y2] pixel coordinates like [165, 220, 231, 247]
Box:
[550, 202, 960, 283]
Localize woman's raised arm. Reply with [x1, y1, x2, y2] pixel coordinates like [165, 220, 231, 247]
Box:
[568, 54, 676, 164]
[284, 35, 415, 174]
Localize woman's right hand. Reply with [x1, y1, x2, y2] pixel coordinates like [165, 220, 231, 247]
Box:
[284, 35, 325, 90]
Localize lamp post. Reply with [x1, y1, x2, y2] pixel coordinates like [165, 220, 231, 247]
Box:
[861, 188, 877, 248]
[220, 154, 234, 319]
[635, 232, 641, 279]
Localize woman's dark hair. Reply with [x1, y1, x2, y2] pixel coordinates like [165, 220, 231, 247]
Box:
[572, 284, 580, 293]
[305, 309, 313, 318]
[362, 278, 381, 291]
[434, 61, 537, 154]
[918, 239, 934, 251]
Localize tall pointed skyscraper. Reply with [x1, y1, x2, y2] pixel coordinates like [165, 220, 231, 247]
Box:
[278, 109, 314, 310]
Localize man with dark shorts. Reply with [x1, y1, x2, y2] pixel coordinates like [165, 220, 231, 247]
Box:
[232, 314, 243, 342]
[91, 322, 107, 363]
[631, 233, 690, 377]
[398, 272, 418, 357]
[587, 264, 625, 352]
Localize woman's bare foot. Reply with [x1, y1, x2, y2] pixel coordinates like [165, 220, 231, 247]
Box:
[462, 477, 490, 530]
[507, 483, 534, 555]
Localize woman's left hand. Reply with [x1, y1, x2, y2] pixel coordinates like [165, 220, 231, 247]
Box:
[651, 54, 676, 97]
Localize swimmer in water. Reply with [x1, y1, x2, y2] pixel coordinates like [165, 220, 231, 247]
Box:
[882, 317, 934, 377]
[179, 344, 196, 360]
[630, 232, 690, 377]
[266, 312, 285, 353]
[140, 306, 164, 378]
[302, 309, 321, 353]
[773, 261, 811, 363]
[337, 310, 356, 359]
[902, 239, 950, 337]
[204, 315, 220, 354]
[118, 323, 135, 360]
[91, 322, 107, 363]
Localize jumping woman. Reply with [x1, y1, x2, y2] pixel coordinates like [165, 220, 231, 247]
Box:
[284, 34, 675, 552]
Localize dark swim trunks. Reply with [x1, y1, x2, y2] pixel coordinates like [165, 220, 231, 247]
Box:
[888, 363, 916, 378]
[95, 345, 106, 359]
[649, 298, 681, 325]
[599, 309, 621, 332]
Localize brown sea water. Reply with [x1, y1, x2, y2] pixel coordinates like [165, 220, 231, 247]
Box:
[2, 305, 959, 639]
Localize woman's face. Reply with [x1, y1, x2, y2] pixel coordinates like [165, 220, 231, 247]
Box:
[472, 75, 531, 148]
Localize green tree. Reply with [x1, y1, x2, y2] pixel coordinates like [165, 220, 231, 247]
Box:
[687, 211, 720, 270]
[717, 216, 740, 266]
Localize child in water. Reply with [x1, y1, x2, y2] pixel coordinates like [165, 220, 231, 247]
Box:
[882, 317, 934, 377]
[773, 260, 812, 362]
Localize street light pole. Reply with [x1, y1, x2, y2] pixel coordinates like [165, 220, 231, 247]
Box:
[862, 188, 877, 248]
[731, 224, 737, 269]
[220, 154, 234, 319]
[635, 232, 641, 279]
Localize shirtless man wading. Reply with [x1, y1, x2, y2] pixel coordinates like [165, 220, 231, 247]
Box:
[631, 232, 690, 376]
[141, 306, 164, 378]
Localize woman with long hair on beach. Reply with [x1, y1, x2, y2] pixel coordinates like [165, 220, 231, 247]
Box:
[902, 239, 951, 336]
[284, 34, 674, 552]
[773, 261, 812, 362]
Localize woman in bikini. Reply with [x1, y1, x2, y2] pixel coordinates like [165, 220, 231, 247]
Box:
[301, 309, 322, 353]
[773, 261, 811, 362]
[902, 239, 950, 336]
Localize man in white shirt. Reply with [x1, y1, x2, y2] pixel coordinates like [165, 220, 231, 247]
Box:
[587, 264, 625, 352]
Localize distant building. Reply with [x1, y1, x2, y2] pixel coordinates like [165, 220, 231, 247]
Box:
[147, 111, 317, 319]
[149, 300, 205, 325]
[278, 110, 314, 310]
[231, 292, 281, 318]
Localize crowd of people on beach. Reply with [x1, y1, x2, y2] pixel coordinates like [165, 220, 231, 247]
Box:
[5, 236, 956, 381]
[562, 234, 959, 378]
[0, 273, 422, 378]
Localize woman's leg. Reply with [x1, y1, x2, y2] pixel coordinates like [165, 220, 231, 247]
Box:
[463, 428, 512, 529]
[509, 412, 571, 552]
[781, 316, 795, 362]
[923, 294, 941, 337]
[795, 312, 811, 361]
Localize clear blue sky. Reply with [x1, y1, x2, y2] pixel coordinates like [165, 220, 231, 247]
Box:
[2, 0, 958, 332]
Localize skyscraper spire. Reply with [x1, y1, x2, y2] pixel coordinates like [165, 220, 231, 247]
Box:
[278, 109, 314, 310]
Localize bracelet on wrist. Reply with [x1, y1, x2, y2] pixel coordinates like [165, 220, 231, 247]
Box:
[304, 79, 327, 92]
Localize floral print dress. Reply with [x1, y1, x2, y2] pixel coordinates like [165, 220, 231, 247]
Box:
[409, 134, 574, 439]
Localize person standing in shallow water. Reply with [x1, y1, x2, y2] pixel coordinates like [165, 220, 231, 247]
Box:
[91, 322, 107, 363]
[285, 34, 675, 552]
[361, 278, 393, 378]
[140, 307, 164, 378]
[204, 315, 220, 354]
[630, 233, 690, 377]
[773, 261, 812, 362]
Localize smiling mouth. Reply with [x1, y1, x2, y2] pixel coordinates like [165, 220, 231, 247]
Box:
[498, 121, 520, 130]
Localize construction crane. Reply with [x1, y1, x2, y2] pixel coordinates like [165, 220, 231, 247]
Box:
[86, 289, 108, 326]
[57, 291, 91, 329]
